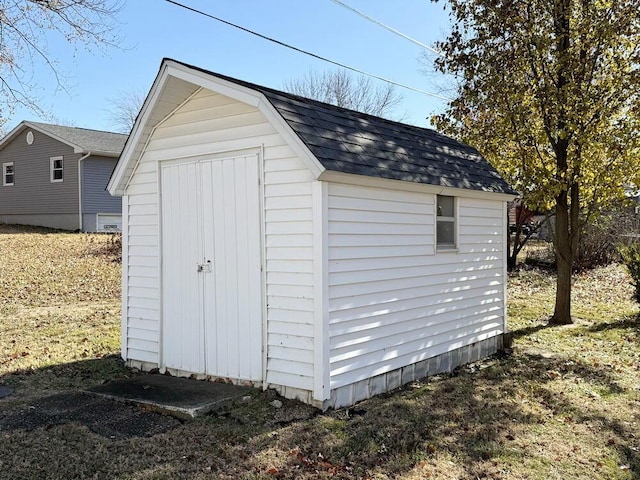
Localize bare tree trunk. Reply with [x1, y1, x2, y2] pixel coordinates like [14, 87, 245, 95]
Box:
[507, 246, 517, 271]
[507, 207, 515, 271]
[551, 189, 573, 324]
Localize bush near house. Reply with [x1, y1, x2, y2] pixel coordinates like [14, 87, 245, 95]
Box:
[621, 243, 640, 303]
[522, 210, 640, 272]
[0, 225, 638, 479]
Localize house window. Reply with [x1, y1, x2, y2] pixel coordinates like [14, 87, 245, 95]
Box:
[3, 162, 14, 186]
[436, 195, 456, 249]
[50, 156, 63, 183]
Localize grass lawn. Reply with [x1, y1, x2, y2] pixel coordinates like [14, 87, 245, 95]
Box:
[0, 225, 638, 479]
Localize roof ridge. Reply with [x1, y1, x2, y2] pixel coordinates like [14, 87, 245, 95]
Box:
[27, 120, 126, 137]
[165, 58, 446, 136]
[158, 58, 516, 195]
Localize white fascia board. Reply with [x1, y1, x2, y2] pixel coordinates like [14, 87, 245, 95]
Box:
[73, 148, 120, 158]
[318, 170, 518, 201]
[164, 61, 262, 108]
[0, 121, 82, 154]
[256, 97, 325, 178]
[0, 122, 28, 151]
[109, 59, 326, 195]
[164, 61, 325, 179]
[26, 123, 84, 152]
[107, 64, 173, 196]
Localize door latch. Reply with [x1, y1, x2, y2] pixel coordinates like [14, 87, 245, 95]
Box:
[197, 260, 212, 273]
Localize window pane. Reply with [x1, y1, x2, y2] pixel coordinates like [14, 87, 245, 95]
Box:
[3, 164, 13, 185]
[437, 195, 454, 217]
[437, 220, 455, 246]
[54, 159, 63, 169]
[53, 170, 63, 180]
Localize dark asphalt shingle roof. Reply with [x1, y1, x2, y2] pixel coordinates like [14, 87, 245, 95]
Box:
[176, 60, 516, 195]
[29, 122, 127, 156]
[263, 92, 515, 194]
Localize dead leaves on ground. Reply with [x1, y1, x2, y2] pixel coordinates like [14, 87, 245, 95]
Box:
[267, 449, 355, 478]
[0, 228, 121, 309]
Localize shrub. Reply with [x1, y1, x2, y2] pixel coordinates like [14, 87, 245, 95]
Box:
[522, 209, 640, 272]
[620, 243, 640, 302]
[573, 215, 621, 271]
[83, 232, 122, 263]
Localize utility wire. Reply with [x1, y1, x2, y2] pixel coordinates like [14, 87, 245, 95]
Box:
[166, 0, 452, 101]
[328, 0, 444, 57]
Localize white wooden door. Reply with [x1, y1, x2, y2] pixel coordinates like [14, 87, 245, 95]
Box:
[161, 161, 204, 374]
[161, 153, 263, 381]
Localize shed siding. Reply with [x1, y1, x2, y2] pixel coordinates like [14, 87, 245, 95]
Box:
[123, 89, 315, 390]
[82, 156, 121, 214]
[327, 183, 505, 389]
[0, 128, 80, 227]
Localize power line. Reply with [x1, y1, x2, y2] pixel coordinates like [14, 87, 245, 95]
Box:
[165, 0, 452, 101]
[329, 0, 443, 57]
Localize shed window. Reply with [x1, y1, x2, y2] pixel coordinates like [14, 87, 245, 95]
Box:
[437, 195, 456, 249]
[50, 156, 63, 183]
[3, 162, 14, 186]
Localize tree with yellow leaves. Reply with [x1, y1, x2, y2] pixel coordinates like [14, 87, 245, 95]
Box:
[432, 0, 640, 324]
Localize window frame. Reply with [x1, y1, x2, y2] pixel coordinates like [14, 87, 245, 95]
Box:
[50, 156, 63, 183]
[2, 162, 14, 186]
[436, 194, 457, 250]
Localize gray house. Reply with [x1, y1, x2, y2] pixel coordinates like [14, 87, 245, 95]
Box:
[0, 121, 127, 232]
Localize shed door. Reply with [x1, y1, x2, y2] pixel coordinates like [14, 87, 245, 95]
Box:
[160, 153, 263, 381]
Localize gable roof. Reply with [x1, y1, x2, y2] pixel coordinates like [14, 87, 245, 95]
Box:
[109, 59, 516, 196]
[0, 121, 127, 157]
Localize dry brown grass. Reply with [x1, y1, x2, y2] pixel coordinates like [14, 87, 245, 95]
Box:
[0, 225, 639, 479]
[0, 225, 125, 399]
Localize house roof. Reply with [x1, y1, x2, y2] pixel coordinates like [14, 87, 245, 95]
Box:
[0, 121, 127, 157]
[109, 59, 516, 196]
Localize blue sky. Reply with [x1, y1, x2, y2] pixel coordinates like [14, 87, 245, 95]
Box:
[9, 0, 455, 133]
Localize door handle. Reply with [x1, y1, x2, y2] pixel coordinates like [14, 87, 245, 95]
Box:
[197, 260, 212, 273]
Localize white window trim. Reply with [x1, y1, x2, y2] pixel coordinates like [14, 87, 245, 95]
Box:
[3, 162, 14, 186]
[436, 194, 458, 251]
[50, 156, 63, 183]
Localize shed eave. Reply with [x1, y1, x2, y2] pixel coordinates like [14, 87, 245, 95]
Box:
[317, 169, 518, 201]
[108, 59, 326, 196]
[165, 60, 325, 179]
[108, 63, 178, 196]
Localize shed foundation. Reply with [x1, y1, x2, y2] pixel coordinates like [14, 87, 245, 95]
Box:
[322, 334, 504, 410]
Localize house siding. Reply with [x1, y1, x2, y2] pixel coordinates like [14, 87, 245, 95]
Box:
[82, 156, 121, 214]
[0, 127, 80, 229]
[327, 183, 505, 389]
[123, 89, 315, 391]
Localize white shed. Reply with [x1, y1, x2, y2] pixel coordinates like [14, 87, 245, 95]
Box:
[108, 59, 517, 409]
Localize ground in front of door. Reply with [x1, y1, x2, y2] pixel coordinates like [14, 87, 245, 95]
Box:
[87, 373, 253, 419]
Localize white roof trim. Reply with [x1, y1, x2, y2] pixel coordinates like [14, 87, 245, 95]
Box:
[0, 121, 85, 154]
[108, 64, 172, 195]
[318, 170, 518, 201]
[108, 60, 325, 196]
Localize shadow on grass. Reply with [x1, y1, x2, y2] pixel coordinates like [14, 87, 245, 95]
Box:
[0, 352, 637, 479]
[260, 350, 638, 479]
[587, 314, 640, 336]
[0, 354, 130, 400]
[509, 320, 555, 340]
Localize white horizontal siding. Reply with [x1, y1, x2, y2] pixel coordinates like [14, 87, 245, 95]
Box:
[122, 156, 160, 363]
[327, 183, 506, 389]
[263, 138, 315, 393]
[123, 87, 316, 393]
